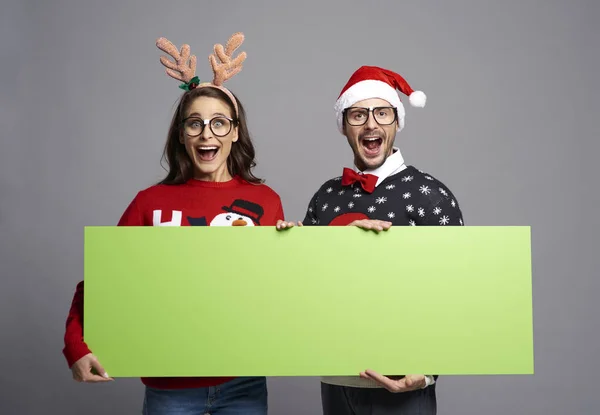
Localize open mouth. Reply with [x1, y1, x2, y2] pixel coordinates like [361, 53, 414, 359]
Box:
[196, 146, 219, 162]
[360, 137, 383, 156]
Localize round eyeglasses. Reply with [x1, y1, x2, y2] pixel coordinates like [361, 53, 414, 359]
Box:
[344, 106, 398, 126]
[181, 116, 237, 138]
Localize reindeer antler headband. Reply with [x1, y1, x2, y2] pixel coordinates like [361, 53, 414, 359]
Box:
[156, 32, 247, 116]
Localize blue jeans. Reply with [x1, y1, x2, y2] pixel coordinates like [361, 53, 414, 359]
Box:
[142, 377, 268, 414]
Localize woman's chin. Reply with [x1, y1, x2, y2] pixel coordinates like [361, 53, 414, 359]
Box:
[192, 162, 230, 181]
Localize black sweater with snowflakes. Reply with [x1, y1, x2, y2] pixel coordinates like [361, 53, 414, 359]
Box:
[302, 165, 464, 227]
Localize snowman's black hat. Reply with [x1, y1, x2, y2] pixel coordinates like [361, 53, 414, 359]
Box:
[222, 199, 264, 225]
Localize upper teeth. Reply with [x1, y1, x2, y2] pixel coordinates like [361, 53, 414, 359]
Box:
[364, 138, 379, 141]
[199, 146, 218, 150]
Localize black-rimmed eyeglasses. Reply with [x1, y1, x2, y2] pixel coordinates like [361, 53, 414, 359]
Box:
[181, 116, 237, 137]
[343, 106, 398, 126]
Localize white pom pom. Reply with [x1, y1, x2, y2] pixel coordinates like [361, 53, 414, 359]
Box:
[409, 90, 426, 107]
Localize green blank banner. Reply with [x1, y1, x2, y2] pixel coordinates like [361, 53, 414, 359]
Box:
[83, 226, 533, 377]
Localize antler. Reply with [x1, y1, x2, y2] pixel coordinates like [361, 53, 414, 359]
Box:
[209, 32, 247, 86]
[156, 37, 197, 83]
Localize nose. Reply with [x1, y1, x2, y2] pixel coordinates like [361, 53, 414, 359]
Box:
[232, 219, 247, 226]
[200, 121, 213, 140]
[365, 112, 378, 130]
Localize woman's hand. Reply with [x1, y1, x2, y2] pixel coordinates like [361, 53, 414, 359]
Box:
[71, 353, 114, 383]
[276, 220, 303, 230]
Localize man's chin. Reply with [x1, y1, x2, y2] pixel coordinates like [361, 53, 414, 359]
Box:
[359, 155, 385, 171]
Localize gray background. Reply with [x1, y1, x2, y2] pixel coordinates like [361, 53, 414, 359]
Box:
[1, 0, 599, 413]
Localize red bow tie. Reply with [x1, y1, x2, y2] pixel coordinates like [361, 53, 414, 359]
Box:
[341, 168, 378, 193]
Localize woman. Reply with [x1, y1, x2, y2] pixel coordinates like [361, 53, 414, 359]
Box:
[62, 33, 282, 414]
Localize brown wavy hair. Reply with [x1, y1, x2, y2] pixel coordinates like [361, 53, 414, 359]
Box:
[158, 87, 262, 185]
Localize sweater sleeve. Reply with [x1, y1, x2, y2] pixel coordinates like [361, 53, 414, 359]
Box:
[301, 191, 320, 226]
[415, 185, 464, 226]
[62, 281, 91, 367]
[62, 194, 144, 368]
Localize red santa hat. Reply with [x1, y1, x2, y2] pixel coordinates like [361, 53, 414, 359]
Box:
[334, 65, 426, 133]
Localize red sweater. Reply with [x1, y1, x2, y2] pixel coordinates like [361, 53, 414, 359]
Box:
[63, 176, 284, 389]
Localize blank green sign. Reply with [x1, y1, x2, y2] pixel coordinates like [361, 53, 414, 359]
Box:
[83, 226, 533, 377]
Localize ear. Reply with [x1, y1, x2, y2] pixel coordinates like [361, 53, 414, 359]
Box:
[231, 125, 239, 143]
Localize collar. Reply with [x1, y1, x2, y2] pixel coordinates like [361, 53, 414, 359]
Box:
[354, 147, 407, 187]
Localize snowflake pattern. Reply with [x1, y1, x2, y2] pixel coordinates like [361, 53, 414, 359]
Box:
[308, 167, 463, 228]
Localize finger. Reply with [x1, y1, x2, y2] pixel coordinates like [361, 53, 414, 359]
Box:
[363, 370, 403, 392]
[276, 221, 291, 230]
[91, 359, 111, 380]
[72, 364, 89, 382]
[297, 221, 303, 227]
[82, 373, 113, 383]
[405, 374, 425, 389]
[366, 220, 391, 232]
[370, 222, 383, 233]
[73, 371, 84, 382]
[380, 221, 392, 229]
[372, 220, 392, 232]
[357, 221, 377, 231]
[358, 221, 371, 229]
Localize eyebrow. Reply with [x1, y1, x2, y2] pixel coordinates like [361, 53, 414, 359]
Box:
[187, 112, 230, 118]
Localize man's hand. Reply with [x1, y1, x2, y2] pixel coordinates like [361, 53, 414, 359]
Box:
[359, 370, 426, 393]
[276, 220, 303, 230]
[71, 353, 114, 383]
[348, 219, 392, 233]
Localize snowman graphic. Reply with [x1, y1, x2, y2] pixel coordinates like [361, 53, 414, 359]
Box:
[209, 199, 264, 227]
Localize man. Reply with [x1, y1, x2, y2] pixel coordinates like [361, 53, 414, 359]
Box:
[278, 65, 464, 414]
